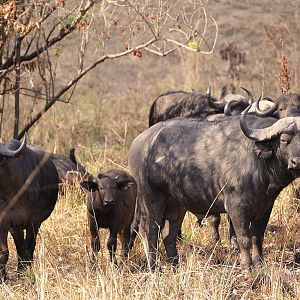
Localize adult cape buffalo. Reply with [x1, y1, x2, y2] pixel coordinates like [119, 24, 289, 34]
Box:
[148, 86, 250, 127]
[49, 148, 90, 193]
[145, 86, 254, 244]
[256, 92, 300, 118]
[128, 107, 300, 270]
[0, 135, 59, 280]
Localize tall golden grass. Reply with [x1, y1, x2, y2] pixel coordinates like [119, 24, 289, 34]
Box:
[0, 88, 298, 299]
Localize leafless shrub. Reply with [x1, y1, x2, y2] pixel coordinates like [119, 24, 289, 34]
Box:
[0, 0, 218, 139]
[279, 42, 291, 94]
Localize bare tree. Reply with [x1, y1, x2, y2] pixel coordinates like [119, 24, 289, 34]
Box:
[0, 0, 218, 139]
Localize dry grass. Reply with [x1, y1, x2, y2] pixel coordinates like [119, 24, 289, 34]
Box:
[0, 184, 299, 299]
[0, 0, 299, 298]
[0, 92, 299, 299]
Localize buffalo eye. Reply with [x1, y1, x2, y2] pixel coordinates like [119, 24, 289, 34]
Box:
[280, 133, 292, 145]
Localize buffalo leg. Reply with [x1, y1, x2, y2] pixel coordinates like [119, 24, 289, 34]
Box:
[228, 217, 239, 250]
[23, 222, 41, 267]
[161, 219, 179, 265]
[129, 200, 142, 250]
[176, 208, 187, 241]
[88, 215, 100, 265]
[10, 228, 26, 272]
[195, 214, 205, 227]
[250, 205, 273, 267]
[228, 206, 252, 270]
[209, 214, 221, 244]
[147, 193, 167, 270]
[121, 227, 131, 259]
[0, 228, 9, 281]
[107, 229, 118, 264]
[176, 228, 182, 240]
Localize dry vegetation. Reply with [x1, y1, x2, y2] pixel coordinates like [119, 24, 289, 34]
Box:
[0, 0, 300, 299]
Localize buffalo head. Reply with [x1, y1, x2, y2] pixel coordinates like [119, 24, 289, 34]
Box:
[206, 85, 252, 116]
[0, 134, 27, 163]
[81, 174, 135, 209]
[241, 105, 300, 170]
[255, 93, 300, 118]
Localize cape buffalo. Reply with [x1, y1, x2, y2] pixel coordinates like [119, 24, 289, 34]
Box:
[256, 92, 300, 206]
[148, 85, 250, 127]
[134, 87, 256, 248]
[0, 135, 59, 280]
[128, 107, 300, 270]
[49, 148, 90, 193]
[80, 169, 136, 265]
[255, 92, 300, 118]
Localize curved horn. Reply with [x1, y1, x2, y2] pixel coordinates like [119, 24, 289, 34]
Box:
[240, 87, 254, 105]
[206, 85, 226, 110]
[0, 132, 27, 158]
[240, 106, 295, 141]
[224, 100, 239, 116]
[255, 96, 277, 117]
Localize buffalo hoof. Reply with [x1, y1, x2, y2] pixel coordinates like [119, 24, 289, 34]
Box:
[166, 256, 179, 266]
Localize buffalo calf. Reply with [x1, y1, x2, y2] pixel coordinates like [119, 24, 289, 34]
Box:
[81, 169, 136, 264]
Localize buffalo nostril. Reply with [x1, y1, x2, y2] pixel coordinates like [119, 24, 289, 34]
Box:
[104, 200, 115, 206]
[289, 158, 300, 169]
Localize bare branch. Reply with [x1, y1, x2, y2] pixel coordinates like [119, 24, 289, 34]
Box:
[17, 37, 157, 139]
[0, 0, 217, 138]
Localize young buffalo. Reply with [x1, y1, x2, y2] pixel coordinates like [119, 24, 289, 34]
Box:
[80, 169, 136, 265]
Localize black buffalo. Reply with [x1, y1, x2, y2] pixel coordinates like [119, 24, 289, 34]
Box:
[256, 92, 300, 206]
[128, 107, 300, 270]
[148, 85, 250, 127]
[256, 92, 300, 118]
[49, 148, 90, 193]
[138, 87, 254, 247]
[81, 169, 136, 265]
[0, 135, 59, 280]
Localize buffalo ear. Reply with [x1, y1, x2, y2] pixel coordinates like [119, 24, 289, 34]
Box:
[254, 141, 273, 159]
[80, 181, 99, 192]
[97, 173, 106, 179]
[117, 180, 135, 191]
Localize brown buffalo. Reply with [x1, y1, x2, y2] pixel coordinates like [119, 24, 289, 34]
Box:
[80, 169, 136, 264]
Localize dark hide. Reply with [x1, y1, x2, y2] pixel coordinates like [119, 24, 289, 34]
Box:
[147, 88, 248, 244]
[148, 86, 248, 127]
[276, 93, 300, 117]
[48, 149, 91, 193]
[256, 93, 300, 211]
[80, 169, 137, 264]
[256, 93, 300, 118]
[0, 139, 59, 280]
[149, 90, 221, 127]
[128, 115, 300, 270]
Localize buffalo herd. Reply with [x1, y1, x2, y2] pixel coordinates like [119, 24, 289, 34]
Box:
[1, 85, 299, 280]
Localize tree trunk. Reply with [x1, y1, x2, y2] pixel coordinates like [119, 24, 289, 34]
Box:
[13, 38, 21, 139]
